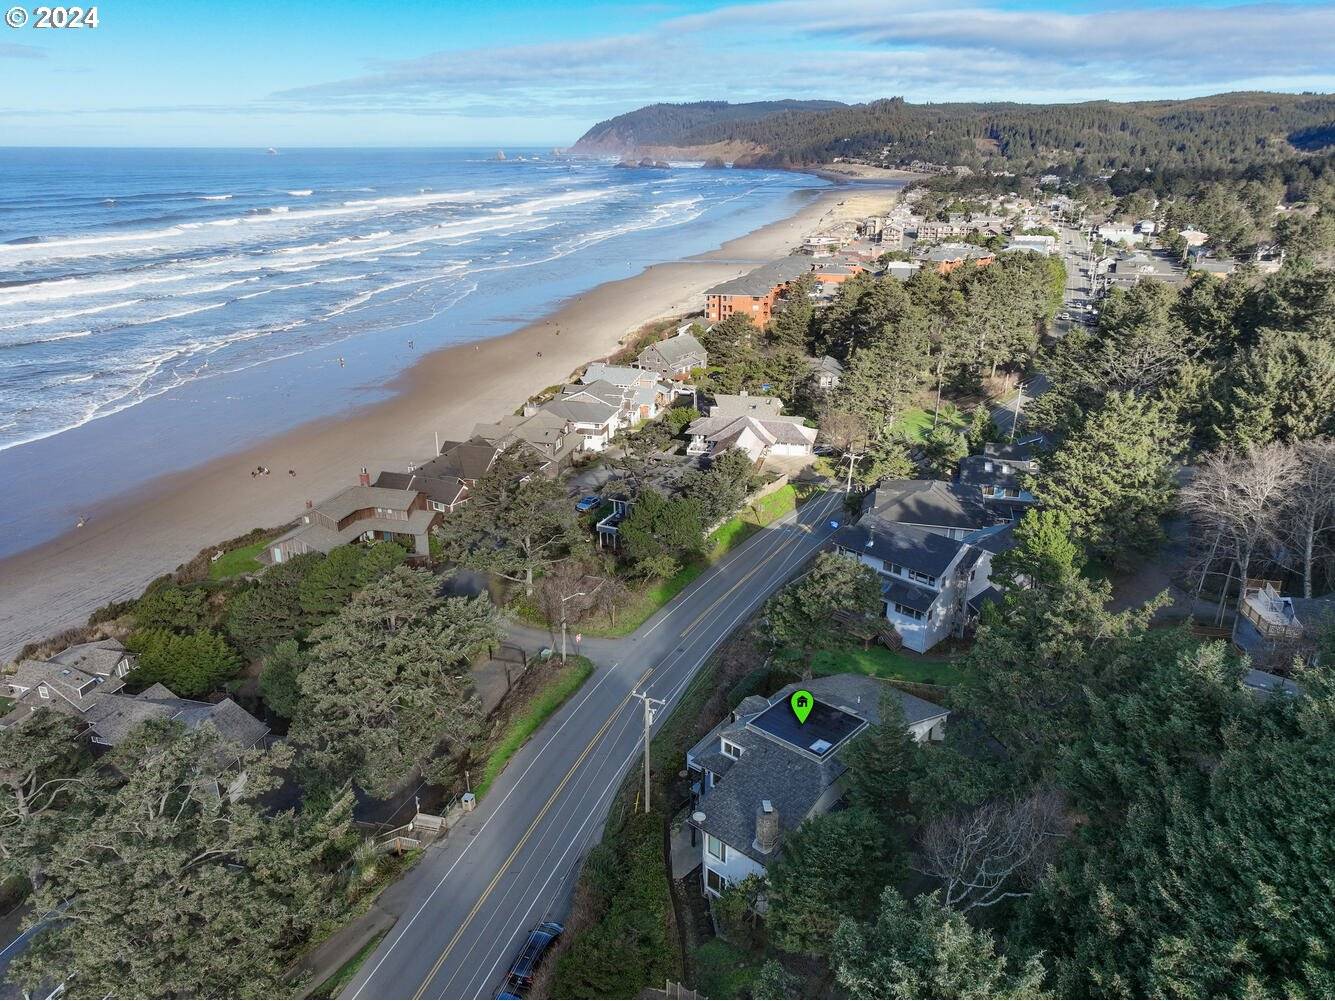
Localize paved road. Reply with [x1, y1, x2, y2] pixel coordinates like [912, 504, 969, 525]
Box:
[347, 489, 847, 1000]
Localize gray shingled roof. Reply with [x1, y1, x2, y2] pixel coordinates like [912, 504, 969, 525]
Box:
[374, 470, 468, 509]
[882, 577, 938, 613]
[705, 257, 813, 297]
[85, 690, 269, 748]
[864, 479, 988, 531]
[833, 518, 966, 577]
[688, 675, 947, 860]
[638, 332, 705, 369]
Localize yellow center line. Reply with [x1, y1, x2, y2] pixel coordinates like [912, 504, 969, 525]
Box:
[412, 667, 653, 1000]
[679, 531, 803, 638]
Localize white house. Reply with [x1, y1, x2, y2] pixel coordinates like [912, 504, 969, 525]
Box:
[685, 393, 816, 462]
[686, 675, 948, 896]
[831, 519, 1011, 653]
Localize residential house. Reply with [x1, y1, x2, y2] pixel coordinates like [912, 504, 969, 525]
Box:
[860, 478, 992, 540]
[1, 640, 268, 750]
[581, 363, 671, 422]
[473, 410, 581, 472]
[685, 393, 816, 462]
[1232, 580, 1335, 667]
[956, 441, 1041, 520]
[831, 518, 1009, 653]
[1179, 227, 1210, 248]
[703, 257, 814, 329]
[2, 639, 135, 724]
[1108, 251, 1187, 289]
[637, 331, 708, 381]
[536, 396, 621, 452]
[373, 434, 507, 518]
[809, 355, 844, 391]
[1097, 223, 1144, 246]
[268, 472, 438, 563]
[917, 243, 996, 275]
[882, 260, 921, 281]
[1186, 248, 1238, 278]
[686, 674, 948, 896]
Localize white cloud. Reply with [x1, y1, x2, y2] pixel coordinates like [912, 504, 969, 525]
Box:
[267, 0, 1335, 120]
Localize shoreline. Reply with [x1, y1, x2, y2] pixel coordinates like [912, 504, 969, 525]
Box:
[0, 182, 901, 661]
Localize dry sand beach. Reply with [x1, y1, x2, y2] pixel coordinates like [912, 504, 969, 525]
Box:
[0, 185, 899, 660]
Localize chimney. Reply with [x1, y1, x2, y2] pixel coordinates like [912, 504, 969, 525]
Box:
[358, 467, 370, 487]
[305, 499, 313, 509]
[754, 800, 780, 854]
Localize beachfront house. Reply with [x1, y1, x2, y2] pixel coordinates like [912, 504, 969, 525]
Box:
[637, 331, 707, 381]
[685, 674, 948, 897]
[1, 639, 268, 751]
[536, 396, 621, 452]
[473, 411, 581, 473]
[580, 363, 671, 422]
[685, 393, 816, 463]
[704, 257, 814, 330]
[267, 472, 438, 563]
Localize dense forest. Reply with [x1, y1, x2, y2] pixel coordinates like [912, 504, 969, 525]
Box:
[574, 93, 1335, 174]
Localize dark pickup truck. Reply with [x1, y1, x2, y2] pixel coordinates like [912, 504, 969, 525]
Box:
[496, 921, 564, 999]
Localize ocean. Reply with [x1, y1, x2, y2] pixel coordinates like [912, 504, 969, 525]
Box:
[0, 147, 824, 556]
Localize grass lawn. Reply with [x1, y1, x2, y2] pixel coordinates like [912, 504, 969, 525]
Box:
[476, 656, 595, 798]
[809, 644, 971, 687]
[208, 540, 268, 580]
[307, 929, 387, 1000]
[894, 404, 966, 444]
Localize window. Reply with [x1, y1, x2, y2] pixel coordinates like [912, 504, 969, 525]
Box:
[38, 685, 49, 699]
[721, 739, 743, 760]
[908, 569, 937, 587]
[894, 603, 926, 621]
[705, 868, 727, 895]
[431, 501, 448, 513]
[706, 834, 727, 862]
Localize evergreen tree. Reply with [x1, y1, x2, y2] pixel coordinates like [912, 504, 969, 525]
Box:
[833, 888, 1049, 1000]
[767, 808, 896, 957]
[1033, 392, 1185, 562]
[12, 725, 354, 1000]
[290, 568, 496, 796]
[763, 552, 881, 669]
[126, 628, 243, 698]
[435, 446, 584, 594]
[258, 639, 305, 719]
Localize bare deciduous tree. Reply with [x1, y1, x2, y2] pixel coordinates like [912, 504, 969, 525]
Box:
[914, 787, 1070, 912]
[1180, 444, 1300, 623]
[1283, 438, 1335, 598]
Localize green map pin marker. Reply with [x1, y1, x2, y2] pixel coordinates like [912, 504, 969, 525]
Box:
[791, 690, 814, 724]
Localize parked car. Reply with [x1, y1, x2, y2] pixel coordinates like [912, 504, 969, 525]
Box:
[575, 495, 602, 513]
[498, 921, 564, 998]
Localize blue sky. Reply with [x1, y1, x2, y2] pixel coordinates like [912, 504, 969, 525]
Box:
[2, 0, 1333, 146]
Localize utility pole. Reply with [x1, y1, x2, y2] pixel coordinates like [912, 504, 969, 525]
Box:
[1010, 381, 1025, 443]
[841, 449, 864, 494]
[632, 690, 666, 813]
